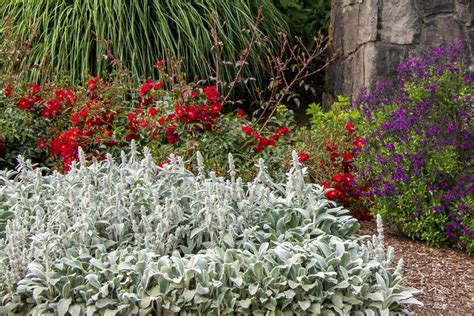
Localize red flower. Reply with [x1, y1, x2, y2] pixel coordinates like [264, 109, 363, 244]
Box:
[4, 85, 13, 97]
[346, 122, 355, 133]
[325, 189, 340, 200]
[203, 86, 220, 102]
[154, 60, 165, 69]
[139, 80, 153, 95]
[139, 120, 149, 128]
[298, 152, 310, 163]
[273, 131, 281, 141]
[237, 108, 245, 118]
[210, 102, 222, 113]
[353, 139, 363, 149]
[259, 137, 270, 147]
[242, 125, 252, 135]
[37, 139, 46, 150]
[175, 105, 185, 118]
[79, 108, 89, 118]
[344, 173, 355, 186]
[148, 107, 158, 116]
[86, 77, 100, 91]
[342, 152, 354, 161]
[16, 97, 34, 110]
[154, 82, 165, 90]
[30, 84, 41, 95]
[186, 106, 198, 122]
[279, 126, 290, 135]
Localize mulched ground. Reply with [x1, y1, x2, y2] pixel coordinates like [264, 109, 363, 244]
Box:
[357, 221, 474, 315]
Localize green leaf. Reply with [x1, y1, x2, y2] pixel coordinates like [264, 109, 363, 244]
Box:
[96, 299, 118, 309]
[298, 300, 311, 311]
[68, 305, 82, 316]
[284, 290, 296, 299]
[57, 298, 71, 316]
[85, 274, 102, 289]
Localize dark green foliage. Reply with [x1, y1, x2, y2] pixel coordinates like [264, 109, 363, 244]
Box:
[273, 0, 331, 47]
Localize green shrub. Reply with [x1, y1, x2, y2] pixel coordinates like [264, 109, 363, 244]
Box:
[293, 97, 371, 220]
[273, 0, 331, 47]
[0, 146, 421, 314]
[1, 0, 287, 87]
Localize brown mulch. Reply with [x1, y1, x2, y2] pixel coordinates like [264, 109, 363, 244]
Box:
[357, 221, 474, 316]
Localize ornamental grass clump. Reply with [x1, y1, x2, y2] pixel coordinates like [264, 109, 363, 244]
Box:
[0, 145, 421, 314]
[0, 0, 286, 87]
[355, 41, 473, 253]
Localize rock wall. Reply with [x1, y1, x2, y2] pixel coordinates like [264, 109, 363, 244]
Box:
[323, 0, 473, 107]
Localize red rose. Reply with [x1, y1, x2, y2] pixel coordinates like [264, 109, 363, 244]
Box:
[346, 122, 355, 133]
[343, 152, 354, 161]
[37, 139, 46, 150]
[175, 105, 185, 118]
[325, 189, 340, 200]
[16, 97, 34, 110]
[210, 102, 222, 113]
[203, 86, 220, 102]
[139, 120, 149, 128]
[154, 82, 165, 90]
[139, 80, 154, 95]
[30, 84, 41, 95]
[237, 108, 245, 118]
[242, 125, 252, 134]
[186, 106, 198, 122]
[298, 152, 310, 163]
[4, 85, 13, 97]
[279, 126, 290, 135]
[79, 108, 89, 118]
[259, 137, 270, 147]
[148, 108, 158, 116]
[273, 131, 281, 141]
[332, 173, 345, 182]
[154, 60, 165, 69]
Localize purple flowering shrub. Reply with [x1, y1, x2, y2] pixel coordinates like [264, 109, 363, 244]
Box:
[355, 41, 473, 253]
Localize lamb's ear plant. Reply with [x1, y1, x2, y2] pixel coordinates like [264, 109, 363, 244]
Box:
[0, 144, 421, 314]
